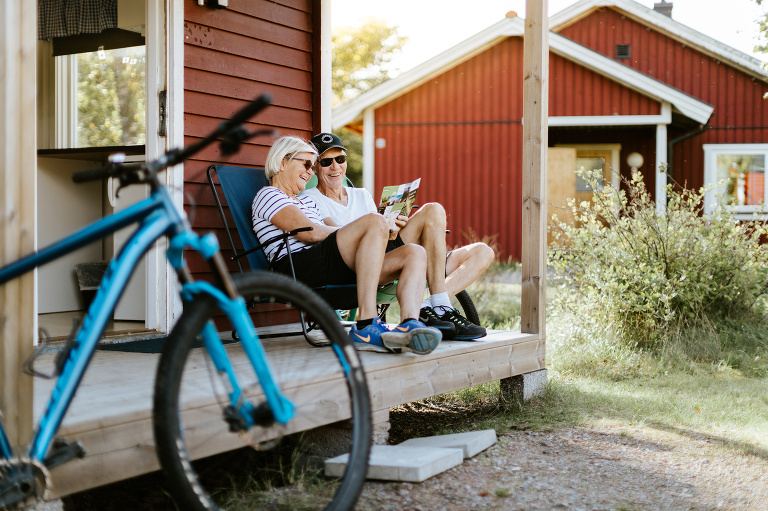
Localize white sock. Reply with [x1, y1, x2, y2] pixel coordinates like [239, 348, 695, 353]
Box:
[420, 297, 432, 309]
[430, 292, 452, 312]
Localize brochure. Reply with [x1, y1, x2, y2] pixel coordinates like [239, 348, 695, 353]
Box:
[377, 178, 420, 219]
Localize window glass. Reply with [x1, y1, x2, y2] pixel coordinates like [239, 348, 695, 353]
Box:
[715, 154, 765, 207]
[575, 156, 605, 191]
[75, 46, 146, 147]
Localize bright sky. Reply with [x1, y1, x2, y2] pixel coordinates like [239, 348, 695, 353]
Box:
[331, 0, 768, 75]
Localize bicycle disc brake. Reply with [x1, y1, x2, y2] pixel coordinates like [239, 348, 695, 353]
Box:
[0, 458, 50, 510]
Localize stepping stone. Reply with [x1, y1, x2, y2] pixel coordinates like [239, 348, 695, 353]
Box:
[325, 445, 463, 482]
[398, 429, 497, 458]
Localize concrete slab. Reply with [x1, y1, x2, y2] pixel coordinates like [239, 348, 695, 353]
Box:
[398, 429, 497, 458]
[325, 445, 463, 482]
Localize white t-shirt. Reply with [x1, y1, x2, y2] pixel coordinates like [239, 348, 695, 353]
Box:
[300, 186, 377, 226]
[252, 186, 326, 263]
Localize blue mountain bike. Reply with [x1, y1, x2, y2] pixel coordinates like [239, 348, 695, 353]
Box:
[0, 95, 371, 511]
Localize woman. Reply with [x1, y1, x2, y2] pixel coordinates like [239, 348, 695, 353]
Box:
[252, 136, 441, 354]
[300, 132, 493, 341]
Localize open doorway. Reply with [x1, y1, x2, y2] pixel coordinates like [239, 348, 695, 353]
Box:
[36, 0, 164, 340]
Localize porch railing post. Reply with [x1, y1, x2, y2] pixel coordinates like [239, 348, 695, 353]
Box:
[521, 0, 549, 338]
[0, 0, 37, 449]
[520, 0, 549, 341]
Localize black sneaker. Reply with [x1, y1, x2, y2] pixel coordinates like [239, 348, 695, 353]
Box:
[437, 308, 486, 340]
[419, 307, 456, 340]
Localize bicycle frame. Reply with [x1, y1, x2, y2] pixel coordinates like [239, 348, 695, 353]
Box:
[0, 181, 294, 465]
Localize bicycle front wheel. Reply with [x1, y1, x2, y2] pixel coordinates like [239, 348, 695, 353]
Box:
[153, 271, 371, 511]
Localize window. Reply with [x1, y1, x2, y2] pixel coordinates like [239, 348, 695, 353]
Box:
[575, 156, 606, 191]
[56, 45, 146, 148]
[703, 144, 768, 219]
[615, 44, 631, 59]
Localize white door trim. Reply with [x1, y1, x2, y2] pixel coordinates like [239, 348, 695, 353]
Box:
[144, 0, 184, 333]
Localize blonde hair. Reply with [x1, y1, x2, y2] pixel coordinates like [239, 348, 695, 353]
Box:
[264, 136, 318, 180]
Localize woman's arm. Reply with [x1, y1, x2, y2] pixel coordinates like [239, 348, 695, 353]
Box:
[271, 204, 339, 243]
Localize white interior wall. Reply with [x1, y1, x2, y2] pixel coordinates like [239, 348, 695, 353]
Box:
[37, 157, 103, 313]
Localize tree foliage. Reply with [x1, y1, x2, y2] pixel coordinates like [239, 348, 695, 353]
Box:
[332, 18, 407, 104]
[753, 0, 768, 54]
[549, 170, 768, 347]
[77, 46, 146, 147]
[331, 19, 407, 185]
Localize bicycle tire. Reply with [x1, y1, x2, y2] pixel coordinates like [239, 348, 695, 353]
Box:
[153, 271, 371, 511]
[454, 289, 480, 325]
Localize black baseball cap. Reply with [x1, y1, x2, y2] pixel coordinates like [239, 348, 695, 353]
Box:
[311, 132, 346, 157]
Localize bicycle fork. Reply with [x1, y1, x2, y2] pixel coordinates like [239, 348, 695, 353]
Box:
[168, 232, 296, 430]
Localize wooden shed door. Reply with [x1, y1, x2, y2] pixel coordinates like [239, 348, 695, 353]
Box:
[547, 147, 616, 244]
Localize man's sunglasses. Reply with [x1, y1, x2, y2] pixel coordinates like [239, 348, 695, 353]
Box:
[319, 155, 347, 167]
[291, 157, 315, 171]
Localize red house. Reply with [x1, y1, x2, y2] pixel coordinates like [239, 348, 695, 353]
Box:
[333, 0, 768, 260]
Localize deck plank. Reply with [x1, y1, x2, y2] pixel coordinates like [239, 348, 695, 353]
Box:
[32, 329, 543, 497]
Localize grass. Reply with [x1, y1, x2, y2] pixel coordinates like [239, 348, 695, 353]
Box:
[389, 262, 768, 462]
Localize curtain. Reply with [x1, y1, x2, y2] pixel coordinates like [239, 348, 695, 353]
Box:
[38, 0, 118, 41]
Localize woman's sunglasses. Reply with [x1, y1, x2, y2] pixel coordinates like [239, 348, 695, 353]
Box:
[291, 157, 315, 171]
[319, 155, 347, 167]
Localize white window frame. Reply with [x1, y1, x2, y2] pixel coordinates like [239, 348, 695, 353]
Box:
[703, 143, 768, 220]
[54, 55, 78, 149]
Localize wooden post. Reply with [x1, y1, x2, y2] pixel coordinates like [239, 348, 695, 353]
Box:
[521, 0, 548, 337]
[0, 0, 37, 449]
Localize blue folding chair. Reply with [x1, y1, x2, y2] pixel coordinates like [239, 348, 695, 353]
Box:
[208, 165, 398, 346]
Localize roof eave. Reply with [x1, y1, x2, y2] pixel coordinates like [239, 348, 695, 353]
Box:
[551, 0, 768, 82]
[551, 32, 714, 124]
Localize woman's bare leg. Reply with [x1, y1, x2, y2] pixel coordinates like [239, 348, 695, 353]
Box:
[335, 213, 389, 320]
[379, 244, 427, 322]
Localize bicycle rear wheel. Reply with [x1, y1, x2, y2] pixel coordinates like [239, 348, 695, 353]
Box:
[153, 271, 371, 511]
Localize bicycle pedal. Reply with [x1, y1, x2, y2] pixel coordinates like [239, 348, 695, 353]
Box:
[250, 402, 275, 427]
[43, 438, 86, 469]
[223, 405, 248, 432]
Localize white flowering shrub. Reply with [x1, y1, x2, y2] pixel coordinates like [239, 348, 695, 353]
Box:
[549, 170, 768, 347]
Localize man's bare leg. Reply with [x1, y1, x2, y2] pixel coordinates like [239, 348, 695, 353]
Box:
[445, 242, 495, 297]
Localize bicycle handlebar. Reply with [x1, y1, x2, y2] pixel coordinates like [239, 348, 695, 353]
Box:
[72, 93, 273, 184]
[72, 161, 145, 184]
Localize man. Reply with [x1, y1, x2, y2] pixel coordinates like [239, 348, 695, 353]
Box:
[301, 132, 494, 340]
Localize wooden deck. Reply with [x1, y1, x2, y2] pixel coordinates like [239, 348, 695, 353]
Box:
[33, 328, 544, 497]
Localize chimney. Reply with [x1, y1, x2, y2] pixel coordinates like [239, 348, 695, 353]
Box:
[653, 0, 673, 18]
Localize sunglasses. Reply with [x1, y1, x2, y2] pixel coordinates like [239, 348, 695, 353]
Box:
[319, 155, 347, 167]
[291, 157, 315, 171]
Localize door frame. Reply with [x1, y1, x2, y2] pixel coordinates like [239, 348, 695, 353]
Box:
[145, 0, 184, 332]
[557, 143, 622, 192]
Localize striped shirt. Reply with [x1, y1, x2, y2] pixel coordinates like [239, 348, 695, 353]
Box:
[252, 186, 326, 263]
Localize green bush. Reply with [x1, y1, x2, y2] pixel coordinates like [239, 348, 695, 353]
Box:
[548, 170, 768, 348]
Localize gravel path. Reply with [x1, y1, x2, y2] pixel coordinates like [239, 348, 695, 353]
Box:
[356, 423, 768, 511]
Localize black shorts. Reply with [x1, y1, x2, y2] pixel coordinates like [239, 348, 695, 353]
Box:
[385, 234, 405, 252]
[272, 231, 357, 288]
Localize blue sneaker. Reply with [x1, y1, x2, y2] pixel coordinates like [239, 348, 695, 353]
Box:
[349, 318, 395, 353]
[381, 319, 442, 355]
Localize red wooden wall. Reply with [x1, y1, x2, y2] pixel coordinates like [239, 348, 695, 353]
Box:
[557, 7, 768, 189]
[375, 38, 525, 261]
[375, 37, 663, 260]
[183, 0, 321, 325]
